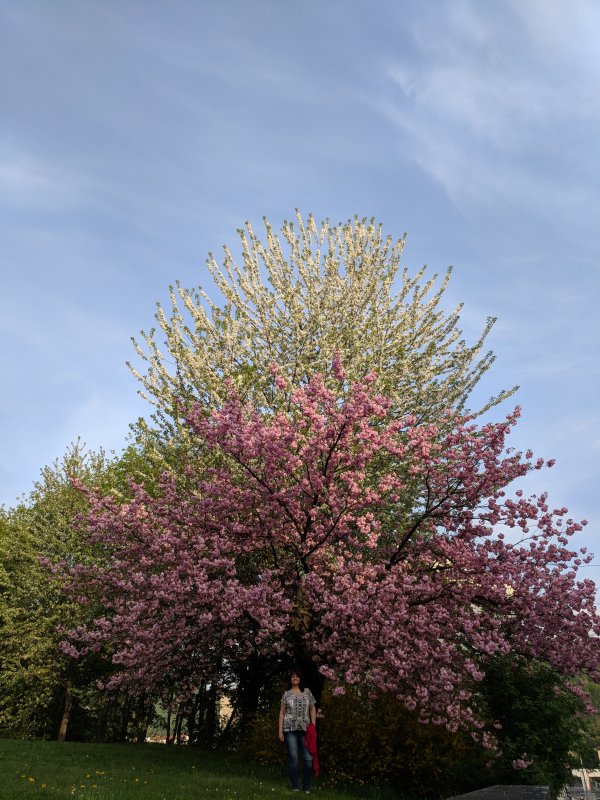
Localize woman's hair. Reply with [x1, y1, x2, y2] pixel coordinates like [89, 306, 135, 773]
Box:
[287, 668, 305, 691]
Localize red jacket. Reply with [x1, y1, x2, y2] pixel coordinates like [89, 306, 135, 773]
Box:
[305, 723, 319, 778]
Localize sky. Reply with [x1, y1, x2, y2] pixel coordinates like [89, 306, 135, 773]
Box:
[1, 0, 600, 585]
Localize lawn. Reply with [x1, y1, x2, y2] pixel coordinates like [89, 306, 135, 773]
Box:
[0, 739, 399, 800]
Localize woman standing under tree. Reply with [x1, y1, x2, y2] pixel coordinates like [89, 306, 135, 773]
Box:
[279, 670, 317, 793]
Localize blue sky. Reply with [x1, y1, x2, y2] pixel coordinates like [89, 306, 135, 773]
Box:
[2, 0, 600, 584]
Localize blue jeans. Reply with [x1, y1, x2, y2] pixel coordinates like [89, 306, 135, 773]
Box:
[284, 730, 313, 791]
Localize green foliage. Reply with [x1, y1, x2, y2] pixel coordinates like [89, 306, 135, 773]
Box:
[0, 442, 156, 741]
[241, 667, 599, 800]
[240, 684, 487, 798]
[317, 687, 486, 798]
[580, 681, 600, 766]
[237, 678, 287, 765]
[0, 444, 92, 737]
[478, 655, 593, 799]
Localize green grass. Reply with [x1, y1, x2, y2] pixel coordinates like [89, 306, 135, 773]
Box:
[0, 739, 400, 800]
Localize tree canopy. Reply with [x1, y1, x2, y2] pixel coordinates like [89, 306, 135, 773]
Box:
[62, 367, 599, 744]
[129, 213, 516, 467]
[0, 444, 112, 737]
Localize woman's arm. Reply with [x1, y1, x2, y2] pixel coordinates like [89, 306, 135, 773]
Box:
[308, 691, 317, 726]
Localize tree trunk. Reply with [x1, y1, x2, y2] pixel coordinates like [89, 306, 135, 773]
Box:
[187, 689, 203, 746]
[166, 704, 173, 745]
[175, 707, 184, 744]
[96, 697, 110, 742]
[289, 629, 325, 706]
[236, 659, 265, 733]
[57, 680, 73, 742]
[135, 694, 151, 743]
[119, 696, 132, 742]
[205, 683, 218, 747]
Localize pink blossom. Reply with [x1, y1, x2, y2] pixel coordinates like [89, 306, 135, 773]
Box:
[57, 366, 600, 740]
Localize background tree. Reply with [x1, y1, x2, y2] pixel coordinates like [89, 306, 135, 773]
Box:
[478, 654, 595, 799]
[0, 442, 159, 742]
[581, 681, 600, 766]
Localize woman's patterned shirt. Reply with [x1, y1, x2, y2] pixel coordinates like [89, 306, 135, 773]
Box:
[280, 688, 316, 732]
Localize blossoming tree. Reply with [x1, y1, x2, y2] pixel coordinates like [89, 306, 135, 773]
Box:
[128, 213, 516, 468]
[62, 364, 599, 741]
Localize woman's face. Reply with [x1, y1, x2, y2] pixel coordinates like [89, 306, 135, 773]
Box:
[291, 673, 301, 685]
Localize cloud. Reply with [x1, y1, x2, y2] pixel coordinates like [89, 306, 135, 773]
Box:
[511, 0, 600, 69]
[372, 0, 600, 228]
[0, 150, 86, 211]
